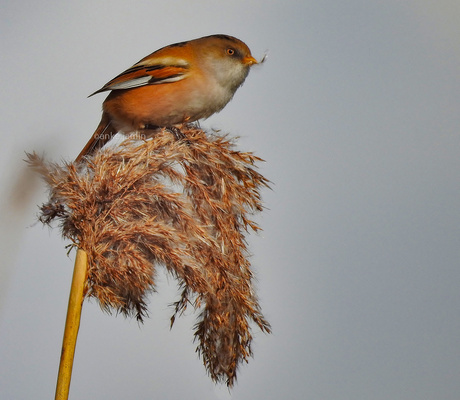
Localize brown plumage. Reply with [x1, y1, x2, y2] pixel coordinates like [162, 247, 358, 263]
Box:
[76, 35, 258, 162]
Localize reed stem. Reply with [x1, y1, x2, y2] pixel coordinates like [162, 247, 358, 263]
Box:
[55, 248, 88, 400]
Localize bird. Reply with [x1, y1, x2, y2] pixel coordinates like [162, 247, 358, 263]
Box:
[76, 34, 259, 162]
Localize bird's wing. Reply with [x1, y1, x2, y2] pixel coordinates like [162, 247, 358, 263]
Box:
[89, 57, 190, 97]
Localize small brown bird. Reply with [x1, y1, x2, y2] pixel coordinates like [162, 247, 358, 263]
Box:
[76, 34, 258, 162]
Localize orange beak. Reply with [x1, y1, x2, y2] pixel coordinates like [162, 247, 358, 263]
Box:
[242, 55, 258, 66]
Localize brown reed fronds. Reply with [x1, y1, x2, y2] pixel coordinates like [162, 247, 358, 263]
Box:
[27, 125, 271, 386]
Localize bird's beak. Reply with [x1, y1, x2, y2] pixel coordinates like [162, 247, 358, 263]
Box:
[242, 55, 258, 66]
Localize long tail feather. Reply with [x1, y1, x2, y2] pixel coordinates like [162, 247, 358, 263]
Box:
[75, 113, 116, 162]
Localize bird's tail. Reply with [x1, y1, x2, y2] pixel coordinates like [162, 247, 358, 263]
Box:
[75, 113, 116, 162]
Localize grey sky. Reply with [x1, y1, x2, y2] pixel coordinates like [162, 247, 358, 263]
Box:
[1, 1, 460, 399]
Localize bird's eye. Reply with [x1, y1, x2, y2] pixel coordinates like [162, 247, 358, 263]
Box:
[226, 48, 235, 56]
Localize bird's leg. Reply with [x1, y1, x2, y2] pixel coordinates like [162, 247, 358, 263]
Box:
[143, 124, 186, 141]
[166, 126, 187, 141]
[143, 124, 160, 131]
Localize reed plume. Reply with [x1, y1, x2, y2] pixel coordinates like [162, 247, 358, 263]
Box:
[27, 125, 270, 386]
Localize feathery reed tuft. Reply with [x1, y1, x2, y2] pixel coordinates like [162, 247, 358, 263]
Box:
[27, 125, 271, 386]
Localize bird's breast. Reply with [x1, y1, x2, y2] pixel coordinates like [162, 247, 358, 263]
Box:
[102, 75, 234, 131]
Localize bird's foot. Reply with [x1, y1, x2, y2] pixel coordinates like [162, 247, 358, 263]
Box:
[166, 126, 187, 141]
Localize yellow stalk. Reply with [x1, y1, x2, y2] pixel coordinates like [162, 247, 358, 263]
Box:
[55, 248, 88, 400]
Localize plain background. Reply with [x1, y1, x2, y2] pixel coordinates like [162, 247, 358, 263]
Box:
[1, 1, 460, 399]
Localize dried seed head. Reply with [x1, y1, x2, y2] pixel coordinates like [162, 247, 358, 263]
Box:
[27, 125, 271, 386]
